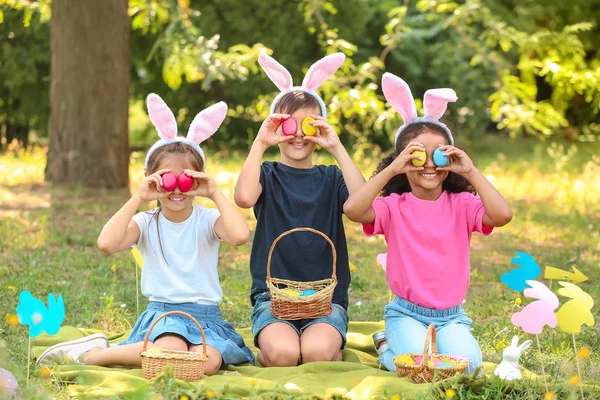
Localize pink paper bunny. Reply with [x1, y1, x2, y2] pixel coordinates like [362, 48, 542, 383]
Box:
[144, 93, 227, 170]
[258, 50, 345, 118]
[511, 280, 558, 334]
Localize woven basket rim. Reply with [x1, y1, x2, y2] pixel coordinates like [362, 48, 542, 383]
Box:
[141, 348, 209, 361]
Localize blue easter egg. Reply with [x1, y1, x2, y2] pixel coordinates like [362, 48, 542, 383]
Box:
[433, 148, 449, 167]
[301, 289, 316, 296]
[438, 362, 453, 368]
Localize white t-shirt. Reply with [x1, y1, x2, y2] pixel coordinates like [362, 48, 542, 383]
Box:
[132, 206, 222, 305]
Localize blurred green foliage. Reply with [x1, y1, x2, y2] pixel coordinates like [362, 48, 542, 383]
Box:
[1, 0, 599, 152]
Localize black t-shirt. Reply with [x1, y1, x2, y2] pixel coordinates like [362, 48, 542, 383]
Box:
[250, 161, 351, 309]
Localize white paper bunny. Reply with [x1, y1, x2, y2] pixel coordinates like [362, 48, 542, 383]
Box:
[493, 335, 532, 380]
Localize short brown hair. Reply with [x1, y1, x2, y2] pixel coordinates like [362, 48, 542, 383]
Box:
[274, 91, 322, 115]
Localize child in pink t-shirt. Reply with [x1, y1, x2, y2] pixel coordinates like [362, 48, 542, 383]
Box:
[344, 73, 512, 373]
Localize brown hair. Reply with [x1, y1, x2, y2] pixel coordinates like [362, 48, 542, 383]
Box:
[145, 142, 205, 265]
[374, 122, 475, 197]
[274, 91, 322, 115]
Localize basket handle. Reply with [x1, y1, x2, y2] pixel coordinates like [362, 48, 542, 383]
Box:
[266, 227, 337, 280]
[140, 311, 207, 356]
[419, 324, 439, 367]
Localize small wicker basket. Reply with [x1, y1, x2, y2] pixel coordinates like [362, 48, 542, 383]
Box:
[140, 311, 208, 381]
[266, 227, 337, 320]
[393, 324, 468, 383]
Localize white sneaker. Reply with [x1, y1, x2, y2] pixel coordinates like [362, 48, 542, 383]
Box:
[36, 333, 109, 365]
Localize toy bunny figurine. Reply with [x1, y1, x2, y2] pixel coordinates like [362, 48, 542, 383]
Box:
[494, 336, 532, 380]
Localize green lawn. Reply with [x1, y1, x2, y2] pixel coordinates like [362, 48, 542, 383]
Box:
[0, 136, 599, 399]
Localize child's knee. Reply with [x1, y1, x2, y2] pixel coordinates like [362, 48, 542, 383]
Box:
[300, 341, 340, 363]
[260, 344, 300, 367]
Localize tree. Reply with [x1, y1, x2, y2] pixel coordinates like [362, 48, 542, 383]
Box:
[45, 0, 130, 187]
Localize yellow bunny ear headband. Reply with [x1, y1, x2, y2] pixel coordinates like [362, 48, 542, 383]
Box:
[258, 50, 345, 118]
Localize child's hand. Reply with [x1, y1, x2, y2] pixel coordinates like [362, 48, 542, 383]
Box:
[136, 169, 172, 202]
[255, 114, 294, 149]
[389, 142, 426, 175]
[183, 170, 219, 199]
[303, 115, 341, 152]
[435, 145, 476, 177]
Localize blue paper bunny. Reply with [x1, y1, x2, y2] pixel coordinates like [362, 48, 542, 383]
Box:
[16, 291, 65, 338]
[500, 252, 542, 292]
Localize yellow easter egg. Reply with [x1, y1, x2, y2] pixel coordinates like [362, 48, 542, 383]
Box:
[281, 289, 299, 297]
[411, 151, 426, 167]
[302, 117, 317, 136]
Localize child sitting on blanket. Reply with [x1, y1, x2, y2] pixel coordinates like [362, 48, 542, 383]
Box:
[234, 51, 365, 366]
[343, 73, 512, 373]
[37, 95, 254, 374]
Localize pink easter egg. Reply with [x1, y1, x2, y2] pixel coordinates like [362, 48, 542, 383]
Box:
[162, 172, 177, 192]
[282, 118, 297, 136]
[0, 368, 18, 395]
[178, 173, 194, 193]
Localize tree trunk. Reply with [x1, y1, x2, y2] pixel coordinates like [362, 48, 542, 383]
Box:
[46, 0, 130, 188]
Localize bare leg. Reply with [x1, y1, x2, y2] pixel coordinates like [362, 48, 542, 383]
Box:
[82, 334, 187, 368]
[188, 344, 223, 376]
[300, 323, 343, 363]
[256, 323, 300, 367]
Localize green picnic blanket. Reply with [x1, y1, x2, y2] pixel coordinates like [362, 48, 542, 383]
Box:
[32, 322, 555, 399]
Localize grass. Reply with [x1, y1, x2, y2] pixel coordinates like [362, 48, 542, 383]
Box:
[0, 136, 599, 399]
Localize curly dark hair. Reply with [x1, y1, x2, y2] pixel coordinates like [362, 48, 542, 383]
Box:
[375, 122, 475, 197]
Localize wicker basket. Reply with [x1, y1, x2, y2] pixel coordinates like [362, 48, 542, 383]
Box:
[394, 324, 468, 383]
[266, 227, 337, 320]
[140, 311, 208, 381]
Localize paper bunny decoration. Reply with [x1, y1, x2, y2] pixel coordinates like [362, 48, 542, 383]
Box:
[258, 51, 345, 118]
[381, 73, 457, 145]
[144, 93, 228, 170]
[16, 291, 65, 338]
[376, 253, 387, 271]
[493, 336, 532, 381]
[511, 280, 558, 334]
[501, 252, 542, 292]
[555, 281, 595, 333]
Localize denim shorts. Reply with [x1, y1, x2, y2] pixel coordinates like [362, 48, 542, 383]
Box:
[118, 302, 254, 365]
[250, 292, 349, 348]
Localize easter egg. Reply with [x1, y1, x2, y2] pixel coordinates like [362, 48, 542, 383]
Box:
[0, 368, 18, 395]
[411, 150, 426, 167]
[301, 117, 317, 136]
[282, 118, 297, 136]
[395, 354, 415, 365]
[301, 289, 316, 297]
[438, 362, 453, 368]
[162, 172, 177, 192]
[433, 148, 449, 167]
[178, 173, 194, 193]
[281, 289, 298, 297]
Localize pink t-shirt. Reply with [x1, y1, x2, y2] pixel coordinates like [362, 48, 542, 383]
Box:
[363, 191, 493, 310]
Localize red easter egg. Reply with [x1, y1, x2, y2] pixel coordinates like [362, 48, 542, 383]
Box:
[162, 172, 177, 192]
[281, 118, 297, 136]
[178, 173, 194, 193]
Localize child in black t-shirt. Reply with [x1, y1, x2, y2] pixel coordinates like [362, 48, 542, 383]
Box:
[234, 51, 365, 367]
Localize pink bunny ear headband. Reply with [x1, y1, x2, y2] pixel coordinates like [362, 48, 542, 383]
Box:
[381, 73, 458, 145]
[258, 50, 345, 118]
[144, 93, 228, 170]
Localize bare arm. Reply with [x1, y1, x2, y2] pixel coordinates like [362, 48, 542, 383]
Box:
[305, 115, 365, 195]
[184, 170, 250, 246]
[343, 142, 426, 223]
[97, 169, 171, 254]
[234, 114, 293, 208]
[438, 145, 512, 227]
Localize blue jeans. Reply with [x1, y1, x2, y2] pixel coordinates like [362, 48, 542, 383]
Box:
[380, 297, 482, 374]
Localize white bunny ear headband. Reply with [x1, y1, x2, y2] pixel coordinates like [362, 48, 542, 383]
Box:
[258, 50, 345, 118]
[381, 72, 458, 145]
[144, 93, 228, 170]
